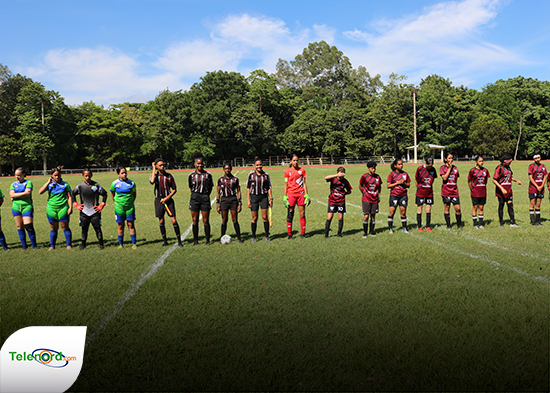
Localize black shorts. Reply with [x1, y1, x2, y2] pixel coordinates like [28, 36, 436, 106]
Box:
[389, 195, 408, 207]
[250, 194, 268, 212]
[189, 193, 211, 212]
[220, 195, 239, 211]
[529, 192, 544, 199]
[471, 197, 487, 206]
[442, 196, 460, 205]
[327, 204, 346, 214]
[155, 197, 176, 218]
[80, 212, 101, 228]
[415, 196, 434, 206]
[497, 196, 513, 204]
[362, 202, 379, 215]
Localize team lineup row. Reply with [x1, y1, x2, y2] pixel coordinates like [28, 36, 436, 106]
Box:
[0, 152, 548, 251]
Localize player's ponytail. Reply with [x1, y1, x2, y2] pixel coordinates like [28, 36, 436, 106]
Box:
[390, 159, 402, 172]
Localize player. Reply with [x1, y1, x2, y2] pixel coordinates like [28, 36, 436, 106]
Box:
[38, 168, 73, 250]
[110, 167, 137, 248]
[246, 159, 273, 242]
[10, 168, 38, 250]
[493, 153, 522, 227]
[415, 157, 437, 233]
[189, 152, 214, 245]
[440, 153, 462, 229]
[283, 154, 310, 239]
[359, 161, 382, 238]
[324, 167, 352, 238]
[387, 159, 411, 234]
[0, 188, 9, 251]
[72, 168, 107, 250]
[467, 156, 490, 228]
[216, 163, 243, 243]
[528, 154, 547, 225]
[150, 159, 183, 247]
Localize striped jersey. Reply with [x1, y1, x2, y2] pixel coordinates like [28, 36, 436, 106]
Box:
[188, 170, 213, 194]
[153, 171, 177, 199]
[415, 166, 437, 198]
[247, 171, 271, 195]
[359, 173, 382, 203]
[327, 177, 352, 205]
[494, 165, 513, 197]
[218, 175, 240, 198]
[528, 163, 547, 194]
[387, 171, 409, 197]
[468, 167, 490, 198]
[440, 165, 460, 197]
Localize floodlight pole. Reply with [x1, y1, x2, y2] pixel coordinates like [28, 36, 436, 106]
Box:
[411, 88, 418, 163]
[41, 100, 47, 175]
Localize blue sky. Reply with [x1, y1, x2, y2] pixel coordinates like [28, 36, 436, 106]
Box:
[2, 0, 549, 106]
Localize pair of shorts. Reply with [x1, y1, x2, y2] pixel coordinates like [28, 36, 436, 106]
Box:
[362, 202, 379, 215]
[389, 195, 408, 207]
[220, 195, 239, 211]
[46, 204, 70, 223]
[250, 194, 268, 212]
[288, 194, 305, 207]
[328, 204, 346, 214]
[189, 192, 211, 212]
[471, 197, 487, 206]
[115, 205, 136, 223]
[415, 196, 434, 206]
[155, 198, 176, 218]
[442, 196, 460, 205]
[12, 204, 34, 218]
[497, 196, 513, 204]
[80, 212, 101, 228]
[529, 192, 544, 199]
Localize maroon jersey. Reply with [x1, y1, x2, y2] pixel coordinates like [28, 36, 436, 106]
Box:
[415, 166, 437, 198]
[440, 165, 460, 197]
[359, 173, 382, 203]
[153, 171, 177, 199]
[217, 175, 240, 198]
[188, 170, 213, 194]
[468, 167, 490, 198]
[246, 171, 271, 195]
[387, 171, 409, 197]
[327, 177, 351, 205]
[528, 163, 547, 194]
[494, 165, 513, 197]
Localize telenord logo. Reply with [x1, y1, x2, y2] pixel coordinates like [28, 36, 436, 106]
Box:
[1, 326, 87, 393]
[9, 349, 78, 368]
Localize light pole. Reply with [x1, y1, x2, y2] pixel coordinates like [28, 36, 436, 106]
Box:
[411, 88, 418, 163]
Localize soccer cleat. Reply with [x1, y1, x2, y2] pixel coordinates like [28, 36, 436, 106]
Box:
[325, 235, 329, 238]
[418, 227, 423, 233]
[32, 246, 40, 250]
[287, 235, 293, 240]
[118, 245, 124, 249]
[510, 223, 519, 227]
[237, 239, 244, 244]
[193, 241, 199, 246]
[3, 248, 10, 251]
[205, 241, 211, 246]
[300, 234, 307, 239]
[162, 241, 169, 247]
[264, 237, 270, 242]
[425, 227, 433, 233]
[336, 234, 343, 238]
[389, 228, 394, 235]
[362, 234, 368, 239]
[132, 244, 137, 250]
[99, 244, 105, 250]
[369, 233, 377, 237]
[473, 225, 479, 229]
[478, 225, 484, 229]
[251, 237, 257, 243]
[21, 247, 27, 252]
[402, 228, 410, 234]
[177, 242, 183, 247]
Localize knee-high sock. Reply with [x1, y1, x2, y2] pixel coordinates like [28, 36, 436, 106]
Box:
[130, 234, 136, 245]
[18, 229, 27, 248]
[369, 218, 376, 235]
[337, 219, 344, 236]
[535, 209, 541, 224]
[444, 213, 451, 228]
[325, 219, 331, 237]
[300, 217, 306, 235]
[251, 222, 257, 237]
[50, 230, 58, 248]
[0, 231, 7, 250]
[204, 223, 211, 242]
[64, 229, 72, 247]
[401, 216, 407, 230]
[25, 224, 37, 248]
[234, 222, 241, 239]
[173, 223, 181, 243]
[498, 203, 504, 224]
[456, 214, 462, 227]
[472, 216, 478, 226]
[417, 213, 422, 228]
[159, 223, 167, 242]
[221, 223, 227, 237]
[478, 215, 484, 226]
[363, 220, 368, 235]
[529, 209, 535, 224]
[507, 204, 515, 224]
[426, 213, 431, 228]
[388, 215, 394, 229]
[192, 224, 199, 242]
[263, 221, 270, 237]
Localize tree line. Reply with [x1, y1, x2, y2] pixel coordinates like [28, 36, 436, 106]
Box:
[1, 41, 549, 173]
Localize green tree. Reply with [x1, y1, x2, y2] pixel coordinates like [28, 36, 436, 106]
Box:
[469, 113, 514, 157]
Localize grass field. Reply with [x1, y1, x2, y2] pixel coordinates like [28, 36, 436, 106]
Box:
[1, 161, 549, 391]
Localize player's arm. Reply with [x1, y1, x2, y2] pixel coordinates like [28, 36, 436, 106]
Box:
[512, 176, 522, 186]
[268, 187, 273, 208]
[133, 186, 137, 202]
[441, 165, 452, 181]
[492, 178, 507, 195]
[345, 181, 352, 195]
[246, 187, 251, 209]
[216, 184, 221, 213]
[324, 174, 338, 181]
[528, 173, 537, 189]
[149, 163, 156, 184]
[0, 195, 4, 207]
[10, 188, 31, 199]
[403, 174, 411, 188]
[302, 178, 308, 196]
[67, 190, 73, 215]
[38, 177, 53, 195]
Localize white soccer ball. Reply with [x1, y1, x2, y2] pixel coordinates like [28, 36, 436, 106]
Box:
[220, 234, 232, 244]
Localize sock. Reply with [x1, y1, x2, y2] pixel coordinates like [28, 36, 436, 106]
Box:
[401, 216, 407, 230]
[263, 221, 270, 237]
[369, 219, 376, 235]
[118, 235, 124, 245]
[251, 222, 257, 237]
[130, 234, 136, 245]
[388, 216, 394, 229]
[18, 229, 27, 248]
[192, 224, 199, 242]
[325, 220, 331, 237]
[63, 229, 72, 247]
[507, 204, 515, 224]
[535, 209, 541, 224]
[300, 217, 306, 235]
[456, 214, 462, 227]
[159, 224, 167, 242]
[417, 213, 422, 228]
[363, 220, 368, 235]
[444, 213, 451, 227]
[204, 223, 211, 242]
[221, 223, 227, 237]
[426, 213, 431, 228]
[93, 226, 104, 247]
[529, 210, 535, 224]
[478, 215, 484, 226]
[50, 230, 58, 248]
[26, 228, 37, 248]
[234, 222, 241, 239]
[498, 203, 504, 224]
[337, 220, 344, 236]
[173, 223, 181, 243]
[473, 216, 478, 227]
[287, 222, 292, 236]
[0, 231, 7, 250]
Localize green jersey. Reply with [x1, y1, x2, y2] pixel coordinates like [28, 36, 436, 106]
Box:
[10, 180, 33, 208]
[110, 178, 136, 209]
[47, 180, 72, 208]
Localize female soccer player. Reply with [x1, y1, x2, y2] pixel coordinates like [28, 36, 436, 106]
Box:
[283, 154, 310, 239]
[110, 167, 137, 248]
[246, 159, 273, 242]
[10, 168, 38, 250]
[415, 157, 437, 232]
[150, 159, 183, 247]
[528, 154, 547, 225]
[493, 153, 522, 227]
[38, 168, 73, 250]
[359, 161, 382, 238]
[0, 189, 9, 251]
[467, 156, 491, 228]
[387, 159, 411, 234]
[189, 152, 214, 245]
[440, 153, 462, 229]
[216, 163, 243, 243]
[324, 167, 352, 238]
[72, 168, 107, 250]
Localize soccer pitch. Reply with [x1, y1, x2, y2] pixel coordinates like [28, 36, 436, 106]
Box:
[1, 161, 548, 391]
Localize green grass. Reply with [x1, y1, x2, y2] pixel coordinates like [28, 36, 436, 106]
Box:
[1, 162, 548, 391]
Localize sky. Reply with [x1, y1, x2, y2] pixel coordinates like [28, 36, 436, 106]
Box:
[2, 0, 549, 106]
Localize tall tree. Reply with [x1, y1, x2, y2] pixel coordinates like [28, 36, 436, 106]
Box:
[469, 113, 514, 157]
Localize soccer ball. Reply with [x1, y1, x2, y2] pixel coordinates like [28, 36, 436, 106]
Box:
[220, 234, 232, 244]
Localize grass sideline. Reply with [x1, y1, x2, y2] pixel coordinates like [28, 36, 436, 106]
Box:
[1, 162, 549, 391]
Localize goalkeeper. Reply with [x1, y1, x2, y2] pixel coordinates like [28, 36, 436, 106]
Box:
[283, 154, 310, 239]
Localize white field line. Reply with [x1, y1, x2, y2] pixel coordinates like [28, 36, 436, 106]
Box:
[85, 188, 222, 348]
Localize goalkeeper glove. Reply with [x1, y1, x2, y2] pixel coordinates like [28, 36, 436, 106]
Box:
[283, 196, 289, 208]
[304, 194, 311, 207]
